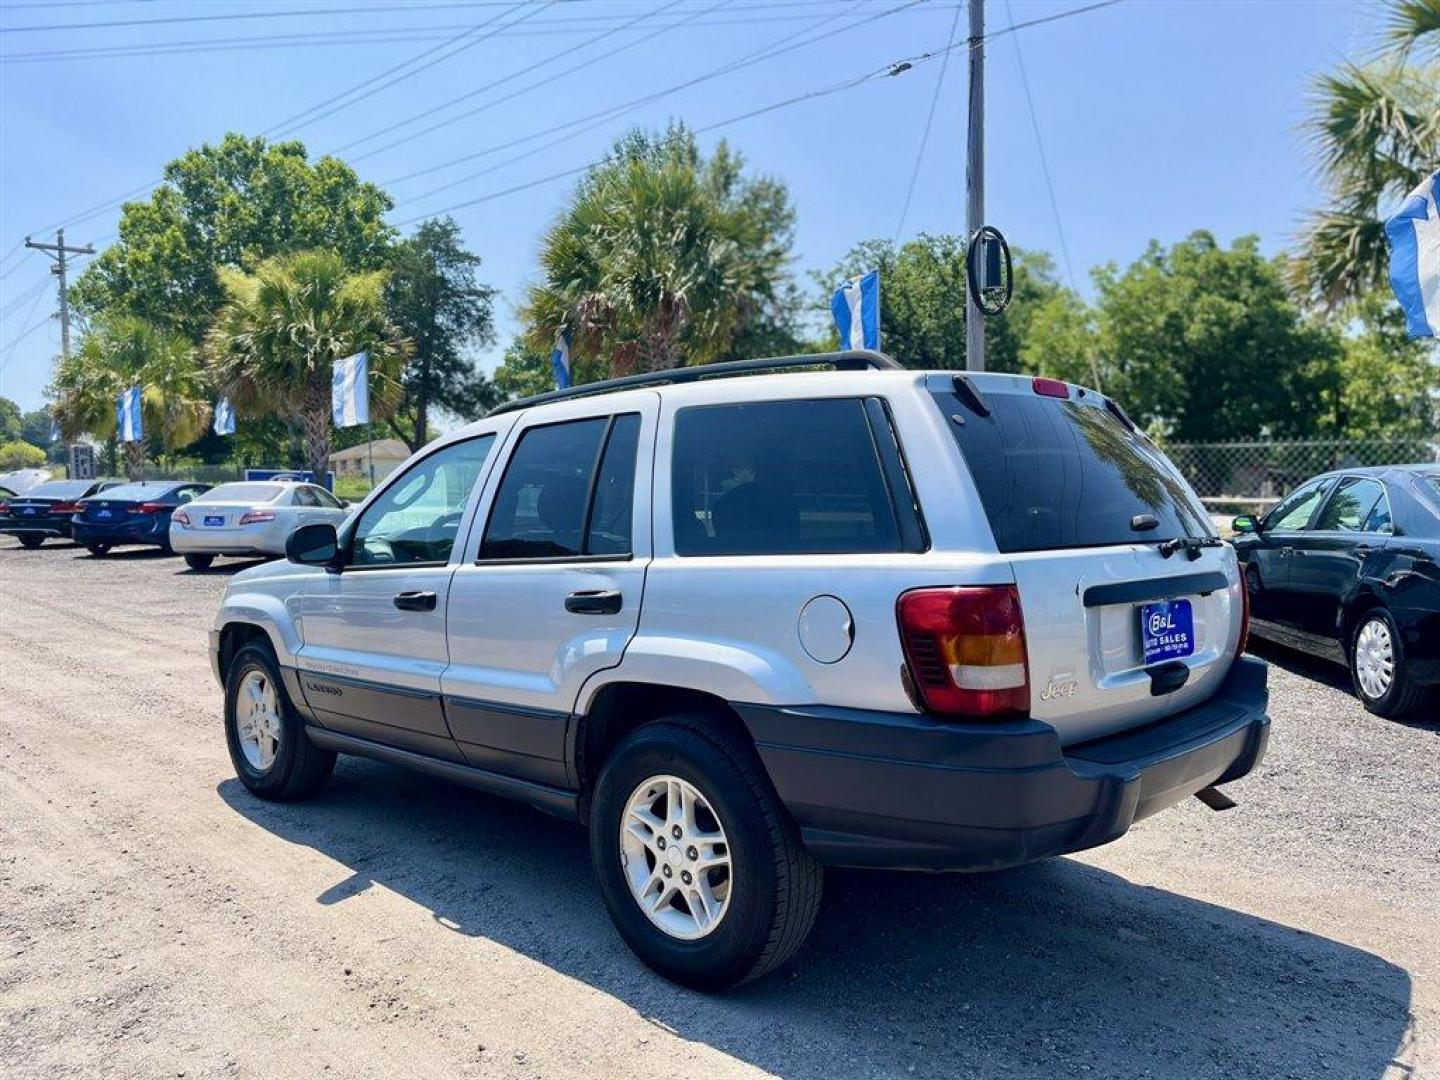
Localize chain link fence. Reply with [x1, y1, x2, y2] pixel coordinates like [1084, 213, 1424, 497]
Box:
[1165, 438, 1440, 513]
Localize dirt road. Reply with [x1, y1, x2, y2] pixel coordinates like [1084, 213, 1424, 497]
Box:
[1, 543, 1434, 1079]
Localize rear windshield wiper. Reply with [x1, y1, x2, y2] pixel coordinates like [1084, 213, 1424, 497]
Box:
[1157, 535, 1224, 561]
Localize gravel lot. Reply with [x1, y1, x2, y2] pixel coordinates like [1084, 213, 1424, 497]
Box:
[1, 540, 1435, 1079]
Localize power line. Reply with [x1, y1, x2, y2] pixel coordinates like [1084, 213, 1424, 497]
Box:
[1004, 0, 1075, 289]
[0, 286, 52, 377]
[382, 0, 928, 190]
[0, 273, 51, 319]
[340, 0, 705, 161]
[393, 0, 870, 204]
[394, 0, 1123, 225]
[265, 0, 545, 139]
[0, 7, 914, 65]
[0, 1, 581, 33]
[894, 0, 963, 239]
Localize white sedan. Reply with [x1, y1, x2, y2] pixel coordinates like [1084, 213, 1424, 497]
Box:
[169, 481, 349, 570]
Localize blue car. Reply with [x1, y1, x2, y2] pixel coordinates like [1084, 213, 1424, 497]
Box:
[72, 480, 211, 556]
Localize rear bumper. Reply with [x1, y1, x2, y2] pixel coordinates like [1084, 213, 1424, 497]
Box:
[73, 519, 168, 546]
[737, 655, 1270, 871]
[0, 522, 70, 538]
[170, 528, 275, 556]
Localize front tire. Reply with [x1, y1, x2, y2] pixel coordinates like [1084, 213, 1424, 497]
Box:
[17, 535, 43, 549]
[224, 643, 335, 800]
[1350, 608, 1429, 719]
[185, 553, 215, 571]
[85, 543, 111, 557]
[589, 716, 822, 990]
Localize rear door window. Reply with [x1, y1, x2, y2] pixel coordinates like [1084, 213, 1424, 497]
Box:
[480, 414, 640, 560]
[932, 382, 1212, 553]
[670, 398, 920, 556]
[1314, 477, 1386, 533]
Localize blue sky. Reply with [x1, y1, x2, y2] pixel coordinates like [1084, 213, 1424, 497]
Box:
[0, 0, 1379, 414]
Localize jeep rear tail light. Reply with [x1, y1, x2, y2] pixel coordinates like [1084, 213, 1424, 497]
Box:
[897, 586, 1029, 718]
[239, 510, 276, 525]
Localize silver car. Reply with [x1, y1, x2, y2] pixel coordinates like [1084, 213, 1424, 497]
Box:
[208, 353, 1269, 989]
[171, 481, 347, 570]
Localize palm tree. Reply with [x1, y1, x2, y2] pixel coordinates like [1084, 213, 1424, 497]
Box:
[51, 316, 211, 478]
[207, 249, 409, 480]
[523, 125, 795, 377]
[1292, 0, 1439, 306]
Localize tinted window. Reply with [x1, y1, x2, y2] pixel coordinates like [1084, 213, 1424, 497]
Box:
[585, 414, 641, 556]
[94, 482, 179, 502]
[1315, 477, 1386, 532]
[24, 481, 92, 499]
[481, 418, 610, 559]
[196, 484, 283, 504]
[292, 486, 320, 508]
[933, 386, 1212, 553]
[1267, 478, 1334, 531]
[352, 435, 494, 566]
[311, 486, 343, 509]
[672, 399, 903, 556]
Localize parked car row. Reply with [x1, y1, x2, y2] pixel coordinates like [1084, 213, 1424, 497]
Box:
[0, 479, 349, 569]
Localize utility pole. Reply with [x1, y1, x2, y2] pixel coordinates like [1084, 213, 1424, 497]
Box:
[25, 229, 95, 362]
[964, 0, 985, 372]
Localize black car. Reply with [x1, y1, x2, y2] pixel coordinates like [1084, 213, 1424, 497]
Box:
[1231, 464, 1440, 718]
[71, 480, 211, 556]
[0, 479, 124, 548]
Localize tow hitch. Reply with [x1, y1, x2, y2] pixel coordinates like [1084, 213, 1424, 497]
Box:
[1194, 785, 1238, 811]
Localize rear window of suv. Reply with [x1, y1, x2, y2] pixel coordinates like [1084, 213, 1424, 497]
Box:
[932, 380, 1212, 553]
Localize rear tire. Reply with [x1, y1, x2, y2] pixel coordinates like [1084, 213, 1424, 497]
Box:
[589, 715, 822, 990]
[17, 535, 43, 549]
[185, 553, 215, 571]
[1349, 608, 1429, 719]
[85, 543, 111, 557]
[224, 642, 335, 800]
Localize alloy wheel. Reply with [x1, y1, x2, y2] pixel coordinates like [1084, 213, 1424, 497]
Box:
[619, 775, 732, 941]
[236, 669, 282, 772]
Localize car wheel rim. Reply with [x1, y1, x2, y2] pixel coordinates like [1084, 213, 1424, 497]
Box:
[619, 774, 732, 941]
[236, 669, 282, 772]
[1355, 618, 1394, 700]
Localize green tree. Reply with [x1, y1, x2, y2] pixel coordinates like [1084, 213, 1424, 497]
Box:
[0, 397, 21, 442]
[1090, 232, 1341, 441]
[1317, 294, 1439, 437]
[386, 217, 498, 450]
[19, 409, 54, 451]
[1292, 0, 1439, 306]
[50, 316, 212, 477]
[0, 440, 46, 470]
[72, 133, 396, 341]
[813, 235, 1076, 375]
[522, 125, 797, 376]
[493, 338, 563, 401]
[207, 249, 409, 480]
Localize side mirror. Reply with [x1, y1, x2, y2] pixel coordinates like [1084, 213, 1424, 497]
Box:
[287, 522, 340, 568]
[1231, 515, 1258, 534]
[338, 499, 351, 509]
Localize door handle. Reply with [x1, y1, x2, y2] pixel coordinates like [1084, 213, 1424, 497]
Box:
[393, 590, 437, 612]
[1279, 546, 1294, 558]
[565, 589, 622, 615]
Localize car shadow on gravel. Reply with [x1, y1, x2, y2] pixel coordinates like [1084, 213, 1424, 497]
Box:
[1248, 639, 1439, 731]
[219, 762, 1414, 1080]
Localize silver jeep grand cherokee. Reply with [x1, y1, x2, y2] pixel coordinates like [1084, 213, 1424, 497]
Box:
[209, 352, 1269, 989]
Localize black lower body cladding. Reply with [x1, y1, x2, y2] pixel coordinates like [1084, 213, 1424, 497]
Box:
[736, 655, 1270, 871]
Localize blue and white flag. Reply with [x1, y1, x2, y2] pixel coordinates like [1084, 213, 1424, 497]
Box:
[1385, 169, 1440, 339]
[213, 397, 235, 437]
[331, 351, 370, 428]
[831, 270, 881, 351]
[550, 329, 572, 390]
[116, 386, 143, 443]
[48, 414, 60, 443]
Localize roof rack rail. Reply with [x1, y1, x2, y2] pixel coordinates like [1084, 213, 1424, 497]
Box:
[486, 349, 903, 417]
